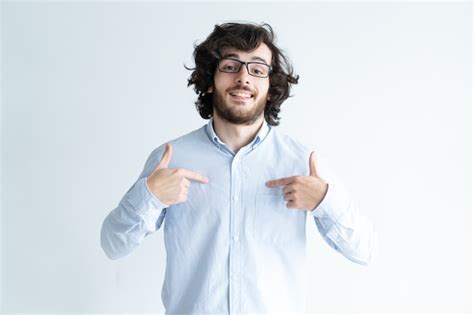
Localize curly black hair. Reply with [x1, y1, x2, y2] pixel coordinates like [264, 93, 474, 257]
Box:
[185, 22, 299, 126]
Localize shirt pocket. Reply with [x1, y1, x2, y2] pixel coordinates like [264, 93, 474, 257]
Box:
[253, 193, 305, 245]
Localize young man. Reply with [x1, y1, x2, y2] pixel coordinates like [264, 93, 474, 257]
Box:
[101, 22, 376, 313]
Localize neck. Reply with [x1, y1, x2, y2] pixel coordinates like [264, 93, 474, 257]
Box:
[212, 114, 264, 154]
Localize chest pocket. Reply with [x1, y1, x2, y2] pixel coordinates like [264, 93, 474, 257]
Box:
[252, 193, 306, 245]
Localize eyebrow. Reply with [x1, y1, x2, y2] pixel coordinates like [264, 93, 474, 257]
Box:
[222, 53, 270, 65]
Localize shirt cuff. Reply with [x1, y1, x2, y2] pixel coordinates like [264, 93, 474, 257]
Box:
[309, 182, 351, 223]
[125, 177, 169, 216]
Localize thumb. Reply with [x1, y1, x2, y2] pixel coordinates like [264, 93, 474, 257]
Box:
[309, 151, 319, 177]
[156, 143, 173, 170]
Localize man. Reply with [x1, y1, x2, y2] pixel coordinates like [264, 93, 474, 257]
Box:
[101, 22, 376, 313]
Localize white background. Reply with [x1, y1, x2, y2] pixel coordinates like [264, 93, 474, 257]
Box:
[1, 1, 472, 313]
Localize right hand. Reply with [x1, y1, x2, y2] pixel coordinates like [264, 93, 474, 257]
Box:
[146, 143, 209, 205]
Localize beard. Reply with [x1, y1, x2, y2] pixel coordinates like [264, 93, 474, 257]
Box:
[212, 88, 267, 126]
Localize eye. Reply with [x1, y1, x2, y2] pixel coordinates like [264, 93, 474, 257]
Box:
[220, 59, 241, 72]
[249, 64, 267, 75]
[224, 65, 237, 71]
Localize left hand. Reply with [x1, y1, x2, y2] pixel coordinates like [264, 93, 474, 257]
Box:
[265, 151, 329, 211]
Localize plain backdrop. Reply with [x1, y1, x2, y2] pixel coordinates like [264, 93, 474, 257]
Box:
[1, 1, 472, 314]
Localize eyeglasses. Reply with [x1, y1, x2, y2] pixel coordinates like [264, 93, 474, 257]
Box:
[218, 57, 272, 78]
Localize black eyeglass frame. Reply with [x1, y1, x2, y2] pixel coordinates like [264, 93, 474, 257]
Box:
[217, 57, 273, 78]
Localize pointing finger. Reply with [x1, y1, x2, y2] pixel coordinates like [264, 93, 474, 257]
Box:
[179, 168, 209, 184]
[265, 176, 295, 188]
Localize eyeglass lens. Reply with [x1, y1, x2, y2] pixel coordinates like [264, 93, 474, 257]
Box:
[219, 59, 270, 77]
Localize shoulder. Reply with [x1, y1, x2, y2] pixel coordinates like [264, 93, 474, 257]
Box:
[151, 124, 206, 153]
[143, 124, 207, 171]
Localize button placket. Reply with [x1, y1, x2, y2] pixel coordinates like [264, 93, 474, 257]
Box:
[229, 154, 242, 314]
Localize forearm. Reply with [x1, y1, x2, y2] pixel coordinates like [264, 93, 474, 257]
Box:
[311, 182, 377, 265]
[100, 177, 167, 260]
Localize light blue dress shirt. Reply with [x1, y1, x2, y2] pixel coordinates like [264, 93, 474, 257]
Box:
[101, 118, 376, 314]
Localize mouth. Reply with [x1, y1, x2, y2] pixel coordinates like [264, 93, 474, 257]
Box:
[228, 90, 254, 102]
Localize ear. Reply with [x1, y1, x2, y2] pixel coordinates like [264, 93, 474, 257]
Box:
[207, 86, 213, 93]
[266, 94, 271, 101]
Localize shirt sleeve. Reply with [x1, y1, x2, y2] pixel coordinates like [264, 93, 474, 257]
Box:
[100, 145, 169, 260]
[309, 152, 378, 266]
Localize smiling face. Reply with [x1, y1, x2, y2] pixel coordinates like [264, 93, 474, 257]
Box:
[209, 43, 272, 125]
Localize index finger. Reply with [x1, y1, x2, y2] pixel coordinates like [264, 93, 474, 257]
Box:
[179, 168, 209, 184]
[265, 176, 297, 188]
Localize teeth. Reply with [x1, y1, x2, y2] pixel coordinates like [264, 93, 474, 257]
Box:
[230, 92, 252, 98]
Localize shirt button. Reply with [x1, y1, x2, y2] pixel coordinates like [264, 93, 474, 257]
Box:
[233, 235, 239, 241]
[233, 196, 239, 201]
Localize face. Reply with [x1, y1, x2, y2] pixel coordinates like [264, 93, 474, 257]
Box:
[209, 43, 272, 126]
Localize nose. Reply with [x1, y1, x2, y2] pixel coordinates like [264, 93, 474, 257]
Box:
[235, 65, 251, 85]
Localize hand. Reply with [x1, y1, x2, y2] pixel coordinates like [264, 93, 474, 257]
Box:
[146, 143, 209, 205]
[265, 151, 328, 211]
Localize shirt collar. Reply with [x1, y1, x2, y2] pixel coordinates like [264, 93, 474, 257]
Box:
[205, 117, 270, 153]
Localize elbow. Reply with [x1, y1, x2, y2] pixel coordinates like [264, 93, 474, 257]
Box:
[348, 230, 378, 266]
[101, 236, 128, 260]
[103, 249, 119, 261]
[346, 221, 378, 266]
[101, 232, 118, 260]
[101, 242, 121, 260]
[100, 223, 126, 261]
[353, 253, 372, 266]
[341, 249, 372, 266]
[335, 231, 377, 266]
[100, 212, 145, 261]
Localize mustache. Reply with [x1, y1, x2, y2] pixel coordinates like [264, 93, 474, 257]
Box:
[227, 86, 254, 93]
